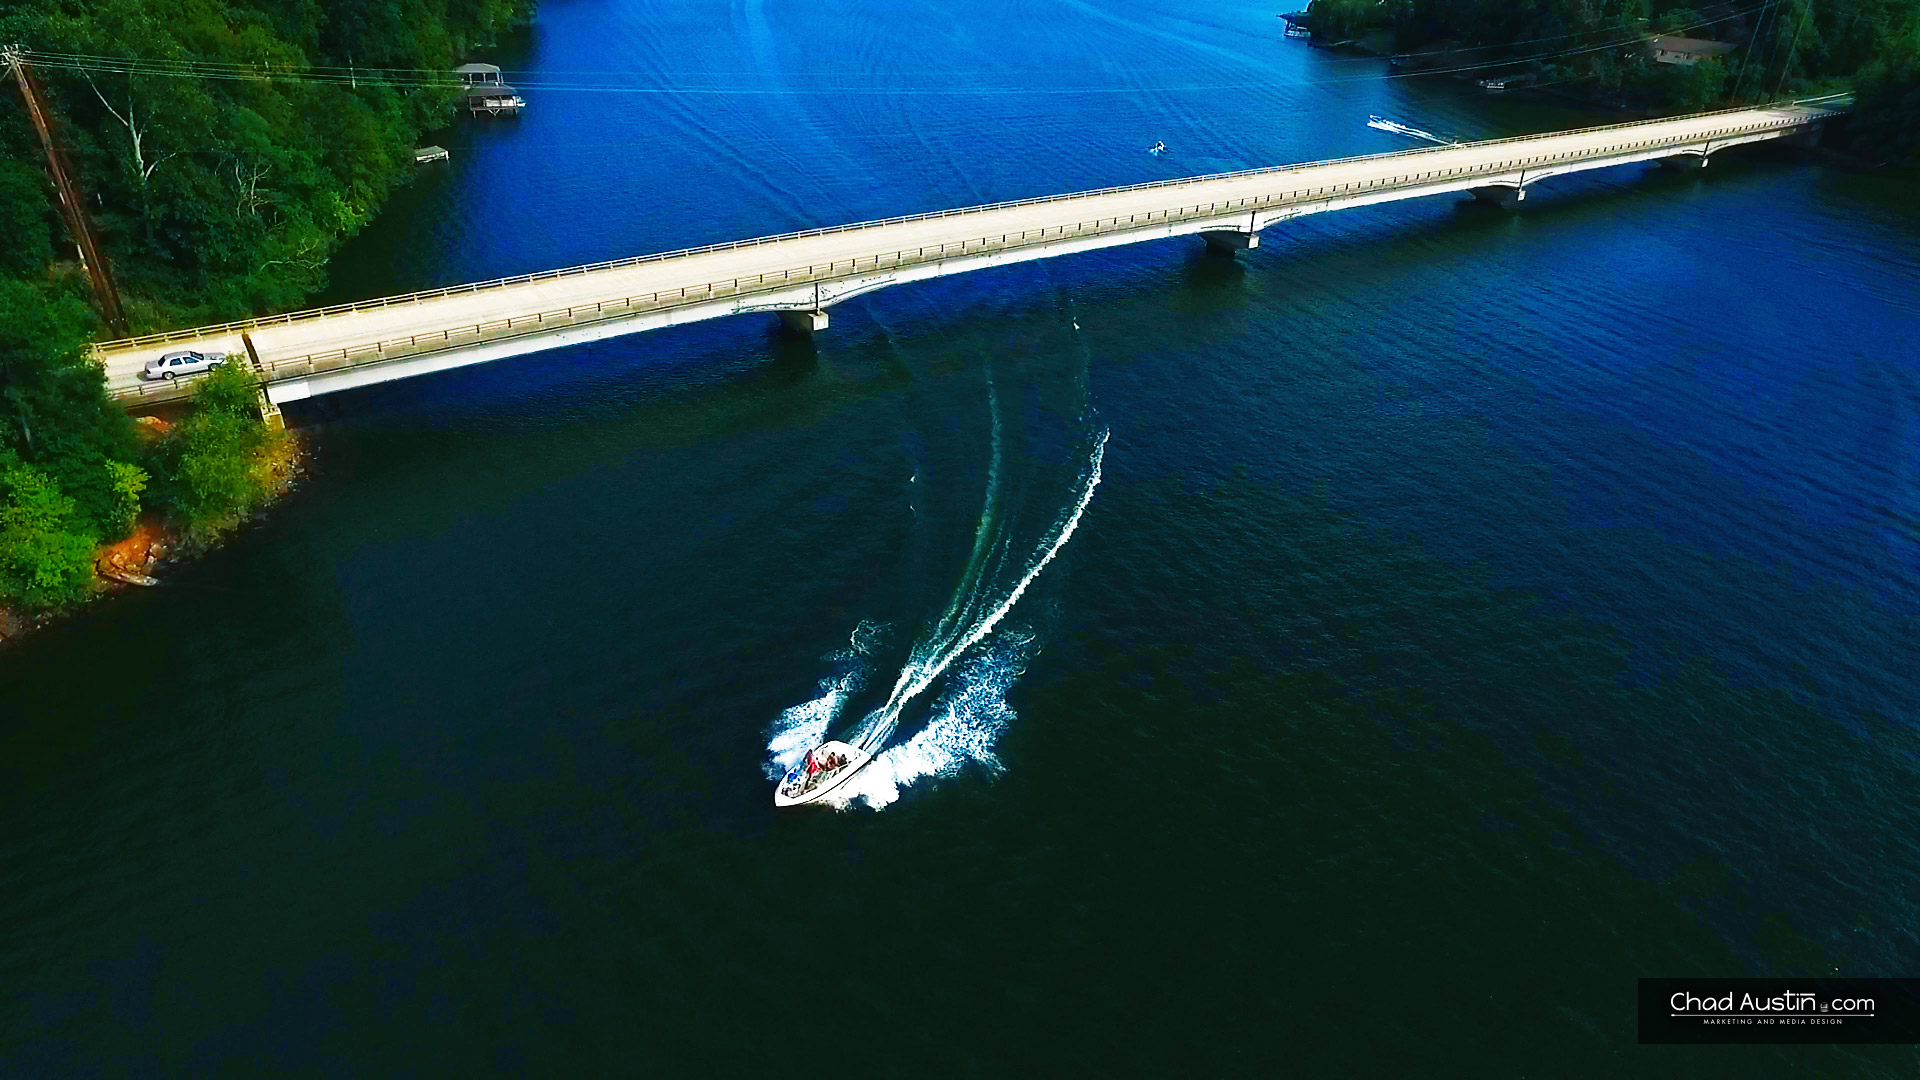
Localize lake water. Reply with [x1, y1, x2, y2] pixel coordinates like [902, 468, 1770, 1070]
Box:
[5, 0, 1918, 1073]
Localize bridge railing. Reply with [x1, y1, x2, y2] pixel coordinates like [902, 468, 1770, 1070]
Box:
[109, 110, 1824, 402]
[92, 99, 1842, 360]
[98, 112, 1818, 399]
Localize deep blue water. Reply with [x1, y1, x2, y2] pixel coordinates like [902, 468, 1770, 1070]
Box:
[4, 1, 1918, 1073]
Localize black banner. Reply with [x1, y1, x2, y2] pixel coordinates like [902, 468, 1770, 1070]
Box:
[1640, 978, 1920, 1044]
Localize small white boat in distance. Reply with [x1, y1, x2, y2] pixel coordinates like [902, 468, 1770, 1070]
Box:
[774, 740, 872, 807]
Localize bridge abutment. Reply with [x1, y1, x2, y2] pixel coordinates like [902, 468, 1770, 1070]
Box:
[255, 387, 285, 432]
[1470, 185, 1526, 208]
[1200, 230, 1260, 254]
[778, 309, 830, 335]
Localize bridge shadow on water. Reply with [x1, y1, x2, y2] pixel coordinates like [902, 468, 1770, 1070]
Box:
[1276, 147, 1810, 262]
[283, 314, 831, 429]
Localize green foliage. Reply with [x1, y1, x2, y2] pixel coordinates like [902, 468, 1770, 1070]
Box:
[157, 362, 276, 530]
[0, 0, 533, 328]
[104, 458, 148, 537]
[1305, 0, 1920, 114]
[0, 0, 532, 612]
[1305, 0, 1381, 42]
[0, 276, 144, 540]
[1658, 56, 1729, 111]
[0, 450, 100, 610]
[0, 159, 55, 276]
[1655, 8, 1704, 33]
[1851, 28, 1920, 165]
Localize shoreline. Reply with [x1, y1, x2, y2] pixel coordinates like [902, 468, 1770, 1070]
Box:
[0, 428, 309, 649]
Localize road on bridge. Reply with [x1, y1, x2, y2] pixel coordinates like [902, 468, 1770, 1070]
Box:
[97, 100, 1840, 407]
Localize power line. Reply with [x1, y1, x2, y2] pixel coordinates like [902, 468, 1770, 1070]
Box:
[1733, 0, 1786, 103]
[1773, 0, 1817, 100]
[13, 1, 1790, 99]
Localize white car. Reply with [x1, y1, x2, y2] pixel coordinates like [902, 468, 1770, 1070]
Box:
[143, 349, 228, 381]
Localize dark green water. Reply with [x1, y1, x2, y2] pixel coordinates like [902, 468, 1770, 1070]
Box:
[5, 1, 1919, 1074]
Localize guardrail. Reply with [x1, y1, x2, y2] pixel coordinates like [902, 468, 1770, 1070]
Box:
[93, 99, 1842, 357]
[103, 110, 1820, 404]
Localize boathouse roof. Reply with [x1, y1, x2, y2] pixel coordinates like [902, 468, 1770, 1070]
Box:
[455, 63, 504, 86]
[1646, 36, 1737, 59]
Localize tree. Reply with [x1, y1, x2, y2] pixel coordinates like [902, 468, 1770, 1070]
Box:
[1656, 8, 1705, 33]
[0, 450, 99, 610]
[9, 0, 529, 327]
[1850, 28, 1920, 166]
[1659, 56, 1730, 110]
[158, 361, 276, 530]
[82, 70, 186, 246]
[0, 158, 55, 275]
[0, 277, 144, 540]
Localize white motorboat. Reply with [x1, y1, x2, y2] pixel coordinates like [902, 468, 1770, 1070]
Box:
[774, 740, 872, 807]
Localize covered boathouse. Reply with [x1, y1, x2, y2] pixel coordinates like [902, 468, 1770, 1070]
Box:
[454, 63, 525, 116]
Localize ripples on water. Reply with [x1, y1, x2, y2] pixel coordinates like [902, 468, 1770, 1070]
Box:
[3, 0, 1918, 1073]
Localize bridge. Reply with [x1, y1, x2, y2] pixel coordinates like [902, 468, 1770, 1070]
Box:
[97, 98, 1842, 415]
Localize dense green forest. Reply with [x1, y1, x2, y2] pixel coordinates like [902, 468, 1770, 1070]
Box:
[0, 0, 533, 613]
[2, 0, 533, 324]
[1307, 0, 1920, 154]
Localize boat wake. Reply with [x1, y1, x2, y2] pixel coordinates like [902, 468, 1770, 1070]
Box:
[766, 397, 1108, 809]
[1367, 115, 1454, 146]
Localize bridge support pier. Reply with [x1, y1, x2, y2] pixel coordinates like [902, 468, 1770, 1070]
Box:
[1470, 185, 1525, 208]
[1200, 230, 1260, 254]
[778, 309, 830, 335]
[255, 387, 285, 432]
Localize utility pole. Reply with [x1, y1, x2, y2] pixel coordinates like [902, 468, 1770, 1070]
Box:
[3, 45, 129, 335]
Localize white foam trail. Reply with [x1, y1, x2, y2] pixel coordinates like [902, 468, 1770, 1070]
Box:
[823, 630, 1034, 809]
[852, 428, 1108, 755]
[930, 373, 1004, 649]
[764, 620, 886, 779]
[1368, 115, 1452, 145]
[765, 402, 1108, 809]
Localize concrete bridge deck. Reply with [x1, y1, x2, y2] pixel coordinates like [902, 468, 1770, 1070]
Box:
[97, 98, 1843, 408]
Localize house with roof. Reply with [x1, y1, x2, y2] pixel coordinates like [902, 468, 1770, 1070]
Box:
[1645, 36, 1737, 65]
